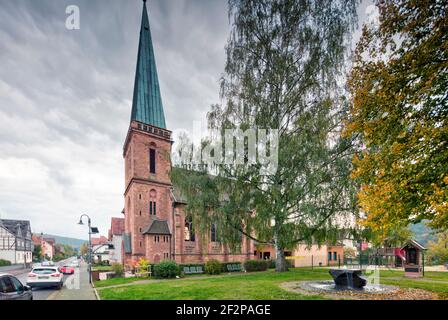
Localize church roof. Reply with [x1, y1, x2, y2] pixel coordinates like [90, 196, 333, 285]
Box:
[130, 0, 166, 129]
[143, 219, 171, 235]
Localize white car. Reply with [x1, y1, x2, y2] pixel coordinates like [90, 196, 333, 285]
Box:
[26, 266, 63, 289]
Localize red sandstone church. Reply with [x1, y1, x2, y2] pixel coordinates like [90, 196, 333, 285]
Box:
[121, 1, 255, 266]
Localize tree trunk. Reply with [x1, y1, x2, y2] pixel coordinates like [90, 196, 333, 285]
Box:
[275, 239, 288, 272]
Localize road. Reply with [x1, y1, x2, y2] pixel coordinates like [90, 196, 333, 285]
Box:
[14, 258, 81, 300]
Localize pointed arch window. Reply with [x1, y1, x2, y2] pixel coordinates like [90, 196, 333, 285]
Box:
[149, 201, 156, 216]
[211, 223, 218, 242]
[149, 148, 156, 174]
[184, 216, 195, 242]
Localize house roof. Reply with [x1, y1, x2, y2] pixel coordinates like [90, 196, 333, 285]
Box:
[43, 238, 55, 244]
[0, 219, 31, 239]
[402, 239, 427, 251]
[142, 219, 171, 235]
[91, 236, 108, 246]
[110, 217, 125, 236]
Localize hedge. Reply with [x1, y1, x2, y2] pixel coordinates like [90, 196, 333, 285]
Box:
[0, 259, 11, 267]
[244, 260, 269, 272]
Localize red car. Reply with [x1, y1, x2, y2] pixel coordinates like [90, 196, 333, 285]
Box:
[59, 266, 75, 275]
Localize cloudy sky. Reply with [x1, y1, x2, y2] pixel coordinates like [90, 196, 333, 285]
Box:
[0, 0, 374, 240]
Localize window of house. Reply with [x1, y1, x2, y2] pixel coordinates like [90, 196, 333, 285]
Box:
[328, 252, 332, 261]
[149, 148, 156, 174]
[184, 216, 195, 242]
[139, 227, 142, 233]
[139, 241, 142, 247]
[333, 252, 337, 261]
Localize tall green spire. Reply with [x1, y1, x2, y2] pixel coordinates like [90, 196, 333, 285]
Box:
[131, 0, 166, 129]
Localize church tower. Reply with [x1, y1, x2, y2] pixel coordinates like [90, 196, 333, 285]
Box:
[123, 0, 173, 265]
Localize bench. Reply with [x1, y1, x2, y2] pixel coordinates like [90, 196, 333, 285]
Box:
[226, 264, 242, 272]
[183, 266, 204, 275]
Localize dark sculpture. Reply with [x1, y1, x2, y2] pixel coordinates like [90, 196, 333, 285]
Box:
[329, 269, 367, 289]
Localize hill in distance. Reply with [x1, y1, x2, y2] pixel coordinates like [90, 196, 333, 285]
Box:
[42, 234, 87, 249]
[409, 222, 437, 247]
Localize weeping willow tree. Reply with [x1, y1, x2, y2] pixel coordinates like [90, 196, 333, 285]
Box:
[172, 0, 359, 271]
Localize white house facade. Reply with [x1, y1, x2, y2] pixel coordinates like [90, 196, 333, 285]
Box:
[0, 219, 33, 265]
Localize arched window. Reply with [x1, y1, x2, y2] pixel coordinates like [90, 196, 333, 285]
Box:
[184, 216, 195, 242]
[149, 148, 156, 174]
[149, 189, 157, 216]
[211, 223, 218, 242]
[149, 201, 156, 216]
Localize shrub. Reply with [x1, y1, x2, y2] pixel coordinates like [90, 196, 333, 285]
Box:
[244, 260, 269, 272]
[0, 259, 11, 267]
[135, 258, 150, 274]
[153, 260, 180, 278]
[93, 260, 109, 267]
[267, 259, 292, 269]
[111, 263, 124, 277]
[205, 259, 221, 275]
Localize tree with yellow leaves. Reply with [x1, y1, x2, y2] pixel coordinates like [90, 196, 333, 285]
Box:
[345, 0, 448, 235]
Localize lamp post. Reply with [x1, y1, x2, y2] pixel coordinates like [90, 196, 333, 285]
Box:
[78, 214, 93, 284]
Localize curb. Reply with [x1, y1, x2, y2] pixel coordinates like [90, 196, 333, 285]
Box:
[92, 282, 101, 300]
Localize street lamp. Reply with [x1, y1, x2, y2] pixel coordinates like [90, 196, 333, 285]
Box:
[78, 214, 98, 284]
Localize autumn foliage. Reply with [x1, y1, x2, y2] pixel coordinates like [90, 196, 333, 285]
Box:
[345, 0, 448, 236]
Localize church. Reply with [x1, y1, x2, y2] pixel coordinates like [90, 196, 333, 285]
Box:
[122, 1, 255, 266]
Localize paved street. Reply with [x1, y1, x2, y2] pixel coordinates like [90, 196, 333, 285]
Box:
[14, 259, 96, 300]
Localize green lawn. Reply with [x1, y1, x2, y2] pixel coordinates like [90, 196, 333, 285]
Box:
[97, 268, 448, 300]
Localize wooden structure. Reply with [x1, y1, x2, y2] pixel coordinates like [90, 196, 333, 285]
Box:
[402, 240, 426, 278]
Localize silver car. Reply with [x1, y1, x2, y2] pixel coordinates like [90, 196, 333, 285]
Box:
[0, 273, 33, 300]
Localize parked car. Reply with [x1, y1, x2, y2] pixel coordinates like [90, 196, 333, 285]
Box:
[69, 260, 79, 268]
[0, 273, 33, 300]
[26, 266, 63, 289]
[41, 261, 55, 266]
[59, 265, 75, 275]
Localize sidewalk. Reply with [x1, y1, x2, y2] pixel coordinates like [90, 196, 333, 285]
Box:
[48, 263, 97, 300]
[0, 264, 31, 276]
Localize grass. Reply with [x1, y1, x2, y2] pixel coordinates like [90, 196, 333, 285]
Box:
[98, 268, 332, 300]
[379, 269, 448, 293]
[95, 271, 224, 288]
[97, 267, 448, 300]
[94, 276, 147, 288]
